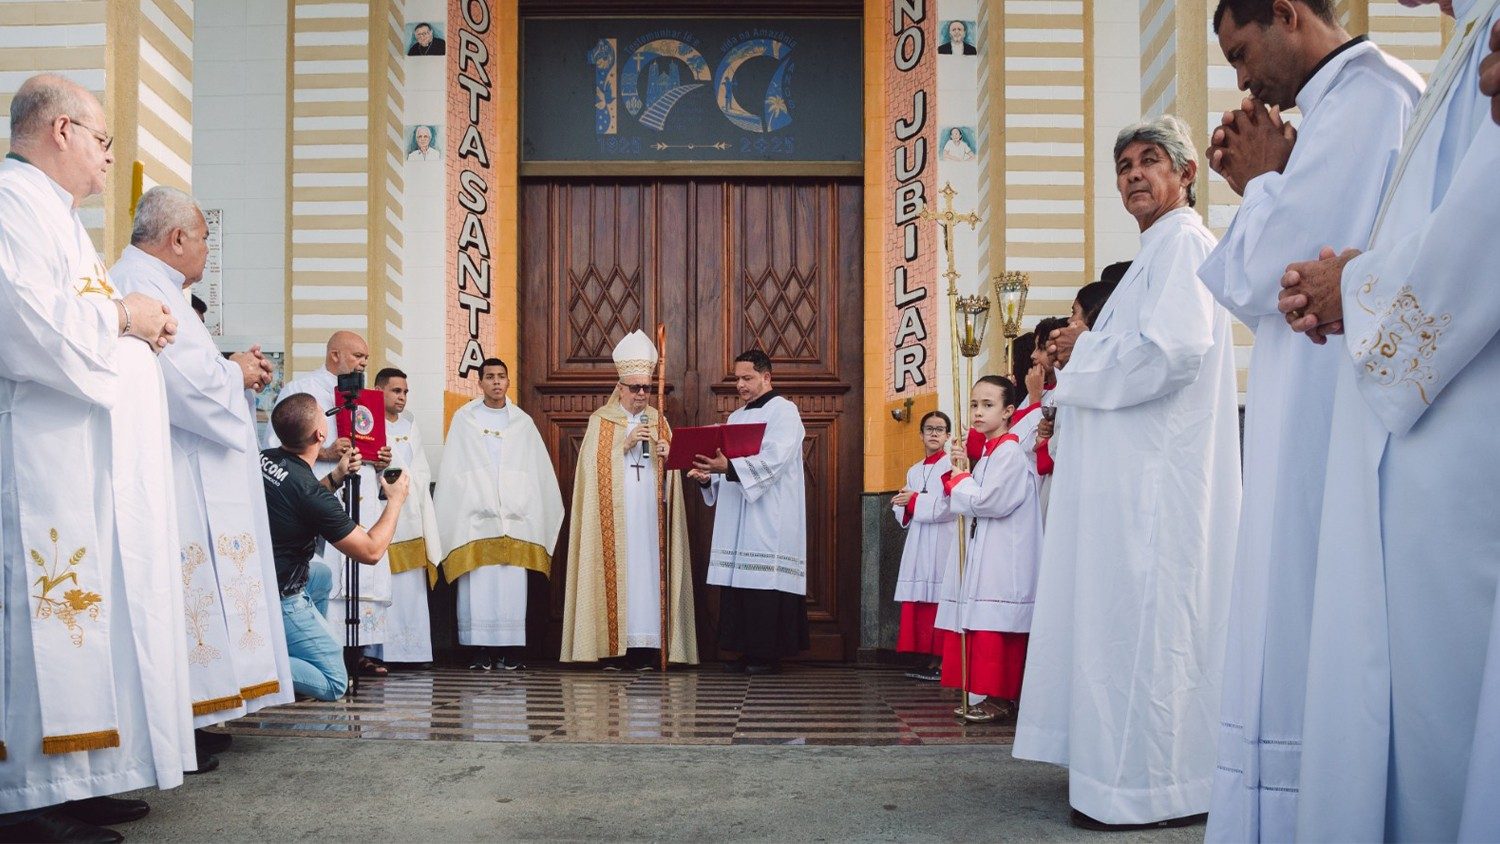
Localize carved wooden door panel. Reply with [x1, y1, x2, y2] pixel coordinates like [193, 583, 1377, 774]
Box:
[519, 178, 862, 660]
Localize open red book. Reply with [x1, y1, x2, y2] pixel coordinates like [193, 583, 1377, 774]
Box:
[663, 423, 767, 471]
[333, 388, 387, 462]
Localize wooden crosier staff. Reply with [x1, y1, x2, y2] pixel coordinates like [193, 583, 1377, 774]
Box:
[918, 183, 982, 720]
[654, 322, 671, 673]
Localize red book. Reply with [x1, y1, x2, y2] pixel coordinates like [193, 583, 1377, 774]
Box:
[664, 423, 767, 471]
[334, 389, 387, 462]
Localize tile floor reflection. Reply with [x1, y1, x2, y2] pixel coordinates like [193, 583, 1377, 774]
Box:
[221, 665, 1016, 746]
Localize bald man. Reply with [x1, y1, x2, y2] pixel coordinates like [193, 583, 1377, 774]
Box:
[0, 73, 193, 840]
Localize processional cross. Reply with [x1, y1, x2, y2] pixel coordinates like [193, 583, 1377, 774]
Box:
[917, 182, 981, 296]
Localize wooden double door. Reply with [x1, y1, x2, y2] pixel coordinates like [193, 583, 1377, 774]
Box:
[517, 178, 863, 660]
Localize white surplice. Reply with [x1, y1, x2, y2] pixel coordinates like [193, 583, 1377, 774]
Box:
[891, 453, 955, 605]
[620, 409, 662, 647]
[370, 414, 440, 663]
[1194, 40, 1422, 843]
[932, 437, 1041, 634]
[112, 247, 294, 727]
[269, 368, 390, 645]
[0, 157, 193, 810]
[435, 400, 563, 647]
[1460, 590, 1500, 842]
[1298, 2, 1500, 839]
[701, 393, 807, 596]
[1012, 206, 1241, 824]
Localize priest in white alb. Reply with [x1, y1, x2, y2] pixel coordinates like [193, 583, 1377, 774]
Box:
[112, 186, 295, 765]
[435, 357, 563, 671]
[366, 367, 441, 665]
[1196, 2, 1422, 839]
[687, 349, 807, 675]
[561, 330, 697, 668]
[1013, 115, 1241, 830]
[1276, 1, 1500, 838]
[0, 74, 195, 840]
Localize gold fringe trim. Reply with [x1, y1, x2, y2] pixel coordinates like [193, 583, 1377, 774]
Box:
[441, 536, 551, 582]
[42, 729, 120, 755]
[192, 694, 245, 717]
[388, 538, 431, 576]
[427, 563, 439, 589]
[240, 680, 281, 701]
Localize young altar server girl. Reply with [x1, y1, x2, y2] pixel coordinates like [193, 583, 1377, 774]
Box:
[934, 375, 1043, 724]
[891, 411, 957, 681]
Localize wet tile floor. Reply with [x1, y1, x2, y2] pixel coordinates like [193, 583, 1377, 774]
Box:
[221, 665, 1016, 746]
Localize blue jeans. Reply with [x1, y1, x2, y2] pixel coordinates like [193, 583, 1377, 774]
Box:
[306, 561, 332, 616]
[282, 588, 347, 701]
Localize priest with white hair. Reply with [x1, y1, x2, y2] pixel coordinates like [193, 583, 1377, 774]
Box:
[0, 73, 193, 841]
[112, 186, 295, 765]
[1013, 114, 1241, 831]
[560, 330, 697, 669]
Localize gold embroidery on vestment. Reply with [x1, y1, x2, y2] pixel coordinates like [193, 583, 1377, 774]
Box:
[30, 528, 101, 647]
[598, 422, 620, 654]
[180, 543, 221, 666]
[217, 532, 265, 651]
[1354, 278, 1452, 405]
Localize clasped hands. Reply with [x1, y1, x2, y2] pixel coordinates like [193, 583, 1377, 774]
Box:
[119, 292, 177, 352]
[229, 343, 276, 392]
[1207, 96, 1296, 196]
[1278, 245, 1360, 345]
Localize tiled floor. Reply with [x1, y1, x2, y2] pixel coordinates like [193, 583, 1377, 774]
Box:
[223, 665, 1016, 746]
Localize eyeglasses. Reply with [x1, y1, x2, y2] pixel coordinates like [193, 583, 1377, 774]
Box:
[921, 426, 950, 435]
[63, 116, 112, 152]
[619, 382, 653, 394]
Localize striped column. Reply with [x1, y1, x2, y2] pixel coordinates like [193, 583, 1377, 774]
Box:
[979, 0, 1092, 344]
[286, 0, 403, 378]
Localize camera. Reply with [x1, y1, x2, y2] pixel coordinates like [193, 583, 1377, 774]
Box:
[378, 467, 402, 501]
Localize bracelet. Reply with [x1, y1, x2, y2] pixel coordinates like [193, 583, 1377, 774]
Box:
[118, 300, 131, 337]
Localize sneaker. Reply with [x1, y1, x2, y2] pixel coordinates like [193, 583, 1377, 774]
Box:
[498, 657, 525, 671]
[905, 667, 941, 682]
[468, 656, 493, 671]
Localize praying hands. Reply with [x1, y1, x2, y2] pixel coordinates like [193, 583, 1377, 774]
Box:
[230, 343, 275, 391]
[1207, 97, 1297, 197]
[1279, 246, 1360, 344]
[1047, 321, 1086, 367]
[1482, 18, 1500, 125]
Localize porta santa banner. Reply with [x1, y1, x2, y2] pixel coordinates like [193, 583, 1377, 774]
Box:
[445, 0, 500, 395]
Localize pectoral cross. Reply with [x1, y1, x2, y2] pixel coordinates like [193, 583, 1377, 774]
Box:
[917, 182, 981, 296]
[629, 456, 646, 481]
[629, 439, 647, 481]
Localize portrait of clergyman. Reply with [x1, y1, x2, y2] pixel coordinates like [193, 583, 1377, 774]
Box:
[407, 125, 441, 161]
[938, 20, 977, 55]
[941, 126, 977, 162]
[406, 21, 446, 56]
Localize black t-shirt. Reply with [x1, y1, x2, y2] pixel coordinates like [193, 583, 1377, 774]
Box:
[260, 447, 356, 596]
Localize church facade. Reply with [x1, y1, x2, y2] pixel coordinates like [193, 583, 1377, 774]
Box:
[0, 0, 1454, 659]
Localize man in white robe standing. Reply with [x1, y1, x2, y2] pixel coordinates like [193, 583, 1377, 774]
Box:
[365, 367, 441, 665]
[1012, 116, 1241, 830]
[1196, 2, 1422, 839]
[0, 74, 194, 841]
[435, 358, 563, 671]
[688, 349, 808, 675]
[560, 330, 697, 669]
[1277, 0, 1500, 838]
[112, 186, 295, 770]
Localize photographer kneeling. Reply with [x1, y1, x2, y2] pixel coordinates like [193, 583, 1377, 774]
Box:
[262, 393, 410, 700]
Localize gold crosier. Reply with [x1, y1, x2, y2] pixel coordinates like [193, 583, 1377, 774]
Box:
[918, 182, 993, 721]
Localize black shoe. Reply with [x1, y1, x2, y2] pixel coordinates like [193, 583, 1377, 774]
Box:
[468, 656, 493, 671]
[745, 661, 780, 676]
[0, 811, 123, 843]
[186, 754, 219, 776]
[195, 728, 232, 756]
[905, 666, 942, 682]
[498, 657, 525, 671]
[722, 656, 748, 674]
[57, 797, 149, 827]
[1068, 809, 1207, 831]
